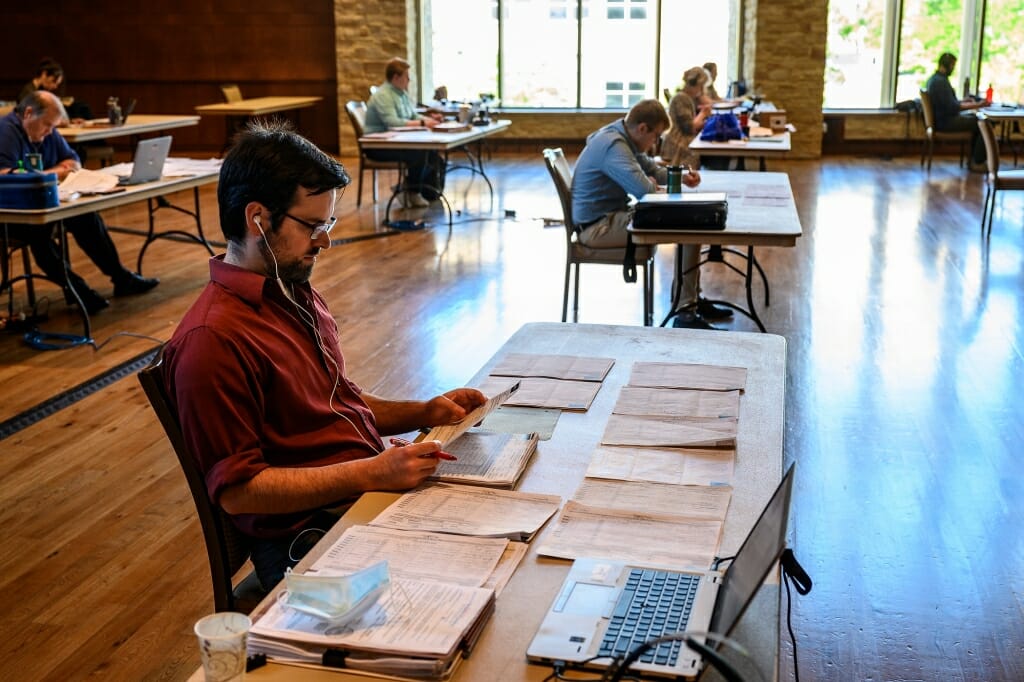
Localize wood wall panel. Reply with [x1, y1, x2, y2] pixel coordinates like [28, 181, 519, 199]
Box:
[0, 1, 339, 153]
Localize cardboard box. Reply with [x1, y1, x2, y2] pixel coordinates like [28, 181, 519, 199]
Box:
[765, 110, 788, 132]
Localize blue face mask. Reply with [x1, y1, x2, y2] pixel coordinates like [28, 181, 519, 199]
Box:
[280, 560, 391, 625]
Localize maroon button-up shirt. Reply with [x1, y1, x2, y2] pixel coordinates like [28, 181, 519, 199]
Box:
[164, 257, 383, 538]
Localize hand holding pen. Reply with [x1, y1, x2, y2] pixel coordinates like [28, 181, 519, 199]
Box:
[390, 437, 458, 461]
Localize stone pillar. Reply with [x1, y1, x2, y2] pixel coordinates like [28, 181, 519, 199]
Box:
[744, 0, 827, 158]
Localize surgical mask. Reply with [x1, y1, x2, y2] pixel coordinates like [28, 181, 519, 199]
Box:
[280, 560, 390, 625]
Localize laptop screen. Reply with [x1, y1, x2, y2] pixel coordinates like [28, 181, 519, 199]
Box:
[708, 463, 795, 636]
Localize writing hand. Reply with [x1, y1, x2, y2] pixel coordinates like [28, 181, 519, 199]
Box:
[683, 169, 701, 188]
[367, 439, 443, 490]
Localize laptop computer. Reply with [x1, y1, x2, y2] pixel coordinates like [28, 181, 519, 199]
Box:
[527, 463, 795, 679]
[117, 135, 171, 185]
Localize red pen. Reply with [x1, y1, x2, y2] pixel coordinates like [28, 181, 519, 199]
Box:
[389, 437, 457, 461]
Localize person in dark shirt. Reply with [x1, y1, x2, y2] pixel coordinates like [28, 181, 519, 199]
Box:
[0, 91, 158, 313]
[924, 52, 987, 167]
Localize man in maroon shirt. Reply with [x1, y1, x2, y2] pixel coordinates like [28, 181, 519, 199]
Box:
[164, 121, 485, 589]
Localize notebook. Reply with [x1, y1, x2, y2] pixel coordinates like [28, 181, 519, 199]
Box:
[117, 135, 171, 185]
[527, 463, 795, 679]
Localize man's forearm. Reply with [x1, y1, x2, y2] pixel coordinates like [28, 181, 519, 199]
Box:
[361, 393, 432, 435]
[218, 459, 374, 515]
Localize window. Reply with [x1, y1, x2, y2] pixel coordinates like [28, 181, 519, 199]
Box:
[825, 0, 1023, 109]
[422, 0, 737, 109]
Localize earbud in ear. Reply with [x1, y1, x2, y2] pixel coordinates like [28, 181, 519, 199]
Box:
[254, 215, 262, 227]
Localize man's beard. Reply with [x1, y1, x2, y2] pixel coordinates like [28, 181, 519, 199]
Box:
[259, 240, 315, 284]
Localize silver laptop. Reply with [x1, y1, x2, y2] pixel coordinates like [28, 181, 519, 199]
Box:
[527, 464, 795, 679]
[118, 135, 171, 185]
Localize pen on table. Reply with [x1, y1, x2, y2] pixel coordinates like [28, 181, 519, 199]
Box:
[389, 437, 457, 461]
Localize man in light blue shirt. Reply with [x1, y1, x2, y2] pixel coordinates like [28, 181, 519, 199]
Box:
[572, 99, 729, 329]
[365, 57, 444, 208]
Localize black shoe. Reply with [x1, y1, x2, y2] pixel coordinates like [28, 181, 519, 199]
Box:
[696, 298, 733, 320]
[65, 286, 110, 315]
[671, 310, 720, 330]
[113, 271, 159, 296]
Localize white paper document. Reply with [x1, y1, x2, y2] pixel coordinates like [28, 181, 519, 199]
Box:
[585, 445, 736, 486]
[59, 169, 120, 198]
[628, 362, 748, 392]
[572, 479, 733, 521]
[251, 577, 492, 657]
[613, 387, 741, 420]
[602, 414, 737, 448]
[423, 383, 519, 446]
[490, 353, 615, 382]
[429, 432, 538, 488]
[369, 482, 562, 541]
[478, 376, 602, 411]
[311, 525, 509, 588]
[535, 501, 723, 570]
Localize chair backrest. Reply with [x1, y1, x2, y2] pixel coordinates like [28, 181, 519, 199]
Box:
[543, 147, 576, 235]
[918, 88, 936, 132]
[977, 113, 1000, 177]
[220, 84, 243, 103]
[138, 346, 255, 612]
[345, 100, 368, 139]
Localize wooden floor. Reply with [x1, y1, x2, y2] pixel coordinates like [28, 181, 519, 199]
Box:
[1, 152, 1022, 681]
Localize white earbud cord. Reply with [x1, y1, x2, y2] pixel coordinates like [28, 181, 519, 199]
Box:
[257, 220, 383, 455]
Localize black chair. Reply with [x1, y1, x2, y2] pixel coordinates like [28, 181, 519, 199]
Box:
[919, 87, 970, 170]
[138, 347, 266, 613]
[345, 100, 404, 206]
[977, 113, 1024, 237]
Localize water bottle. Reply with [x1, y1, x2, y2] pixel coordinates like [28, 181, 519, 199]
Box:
[985, 84, 993, 104]
[107, 97, 122, 125]
[666, 166, 682, 194]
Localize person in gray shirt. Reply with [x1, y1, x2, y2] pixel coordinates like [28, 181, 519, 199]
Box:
[571, 99, 729, 329]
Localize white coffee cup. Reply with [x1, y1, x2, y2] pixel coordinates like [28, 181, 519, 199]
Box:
[194, 612, 251, 682]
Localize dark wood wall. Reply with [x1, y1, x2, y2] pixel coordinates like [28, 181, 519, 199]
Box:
[0, 1, 339, 154]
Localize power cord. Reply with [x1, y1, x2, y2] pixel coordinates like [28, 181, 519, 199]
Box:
[780, 549, 813, 682]
[606, 631, 763, 682]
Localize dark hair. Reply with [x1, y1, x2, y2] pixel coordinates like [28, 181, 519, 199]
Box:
[385, 57, 411, 82]
[36, 57, 63, 79]
[625, 99, 670, 131]
[217, 119, 350, 245]
[938, 53, 957, 71]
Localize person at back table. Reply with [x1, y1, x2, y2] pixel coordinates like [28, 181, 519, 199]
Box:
[364, 57, 445, 209]
[162, 120, 486, 590]
[0, 91, 158, 314]
[572, 100, 730, 330]
[925, 52, 987, 170]
[17, 58, 91, 122]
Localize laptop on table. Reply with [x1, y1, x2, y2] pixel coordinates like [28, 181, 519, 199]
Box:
[527, 463, 796, 679]
[117, 135, 172, 185]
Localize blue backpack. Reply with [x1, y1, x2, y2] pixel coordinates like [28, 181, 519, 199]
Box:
[700, 113, 743, 142]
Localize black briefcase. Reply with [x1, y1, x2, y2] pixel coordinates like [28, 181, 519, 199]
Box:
[633, 192, 728, 230]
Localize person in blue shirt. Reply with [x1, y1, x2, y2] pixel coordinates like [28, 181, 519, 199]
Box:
[364, 57, 445, 208]
[0, 91, 157, 314]
[925, 53, 987, 169]
[571, 99, 731, 329]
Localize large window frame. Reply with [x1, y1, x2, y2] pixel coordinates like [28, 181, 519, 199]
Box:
[419, 0, 740, 110]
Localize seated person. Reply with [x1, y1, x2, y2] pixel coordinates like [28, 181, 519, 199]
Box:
[18, 58, 91, 122]
[925, 52, 987, 168]
[364, 57, 445, 208]
[0, 91, 158, 314]
[572, 100, 728, 329]
[703, 62, 722, 102]
[163, 120, 486, 590]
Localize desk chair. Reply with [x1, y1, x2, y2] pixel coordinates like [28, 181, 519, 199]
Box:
[977, 113, 1024, 237]
[220, 84, 243, 103]
[345, 100, 403, 206]
[919, 88, 970, 170]
[138, 347, 266, 613]
[1, 227, 37, 314]
[542, 148, 655, 326]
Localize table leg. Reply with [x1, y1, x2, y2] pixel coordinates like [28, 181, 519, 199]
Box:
[136, 188, 215, 274]
[58, 219, 92, 340]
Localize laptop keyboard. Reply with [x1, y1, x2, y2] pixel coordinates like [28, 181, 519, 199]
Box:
[598, 568, 700, 666]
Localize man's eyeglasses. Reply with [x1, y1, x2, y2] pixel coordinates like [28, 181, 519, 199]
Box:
[283, 212, 337, 240]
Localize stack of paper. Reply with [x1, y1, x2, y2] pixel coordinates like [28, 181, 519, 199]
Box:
[429, 432, 539, 489]
[474, 353, 614, 411]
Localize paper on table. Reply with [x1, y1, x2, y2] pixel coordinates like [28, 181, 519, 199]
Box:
[429, 432, 539, 488]
[474, 405, 561, 440]
[310, 525, 508, 588]
[572, 479, 733, 521]
[629, 362, 748, 392]
[251, 577, 492, 657]
[490, 353, 615, 382]
[585, 445, 736, 486]
[478, 376, 601, 411]
[423, 383, 519, 446]
[368, 482, 561, 541]
[481, 541, 529, 597]
[59, 169, 120, 197]
[602, 414, 737, 448]
[536, 501, 723, 571]
[613, 387, 741, 419]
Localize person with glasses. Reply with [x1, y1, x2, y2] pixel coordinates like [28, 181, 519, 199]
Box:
[162, 120, 485, 590]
